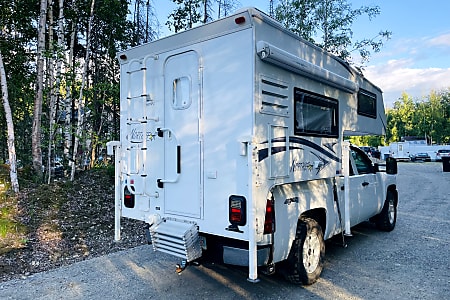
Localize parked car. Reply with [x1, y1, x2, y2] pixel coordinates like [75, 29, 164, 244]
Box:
[409, 152, 431, 162]
[359, 146, 381, 159]
[436, 149, 450, 161]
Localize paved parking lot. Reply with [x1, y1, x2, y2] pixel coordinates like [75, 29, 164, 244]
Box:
[1, 162, 449, 299]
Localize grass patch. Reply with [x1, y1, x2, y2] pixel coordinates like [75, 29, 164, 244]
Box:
[0, 168, 28, 254]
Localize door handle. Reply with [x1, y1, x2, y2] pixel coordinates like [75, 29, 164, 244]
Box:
[362, 181, 369, 187]
[157, 128, 180, 186]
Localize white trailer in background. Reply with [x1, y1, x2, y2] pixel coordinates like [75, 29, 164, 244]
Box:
[107, 7, 398, 285]
[379, 140, 450, 161]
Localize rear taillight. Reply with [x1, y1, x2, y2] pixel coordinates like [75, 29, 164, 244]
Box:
[229, 195, 246, 226]
[264, 199, 275, 234]
[124, 186, 135, 208]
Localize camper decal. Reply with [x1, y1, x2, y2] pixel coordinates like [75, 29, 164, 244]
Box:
[290, 159, 314, 172]
[290, 154, 329, 175]
[258, 136, 341, 163]
[129, 128, 157, 143]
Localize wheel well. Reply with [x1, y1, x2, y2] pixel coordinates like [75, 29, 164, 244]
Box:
[300, 208, 326, 234]
[387, 185, 398, 205]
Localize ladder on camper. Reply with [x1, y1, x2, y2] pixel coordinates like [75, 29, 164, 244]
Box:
[124, 59, 159, 195]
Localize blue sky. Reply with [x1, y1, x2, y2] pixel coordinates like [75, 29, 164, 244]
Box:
[154, 1, 450, 107]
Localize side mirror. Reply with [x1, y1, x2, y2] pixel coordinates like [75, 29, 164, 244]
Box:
[386, 157, 397, 175]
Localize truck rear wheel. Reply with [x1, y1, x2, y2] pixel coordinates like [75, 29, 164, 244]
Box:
[375, 190, 397, 231]
[284, 217, 325, 285]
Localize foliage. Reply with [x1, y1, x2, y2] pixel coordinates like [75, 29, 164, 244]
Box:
[0, 165, 27, 253]
[166, 0, 238, 32]
[348, 135, 385, 147]
[275, 0, 391, 66]
[386, 89, 450, 145]
[166, 0, 202, 32]
[0, 0, 445, 189]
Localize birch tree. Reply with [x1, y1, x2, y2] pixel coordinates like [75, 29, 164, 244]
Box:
[0, 50, 19, 193]
[46, 0, 65, 183]
[32, 0, 48, 179]
[64, 3, 77, 165]
[70, 0, 95, 181]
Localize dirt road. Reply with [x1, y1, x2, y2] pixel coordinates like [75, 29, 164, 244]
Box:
[1, 162, 449, 299]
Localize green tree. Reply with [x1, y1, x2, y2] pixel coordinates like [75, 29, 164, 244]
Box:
[166, 0, 202, 32]
[217, 0, 238, 18]
[275, 0, 391, 66]
[131, 0, 160, 46]
[0, 0, 37, 166]
[385, 89, 450, 145]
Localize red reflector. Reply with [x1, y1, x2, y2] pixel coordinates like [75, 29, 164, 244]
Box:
[235, 16, 246, 24]
[230, 214, 241, 223]
[264, 199, 275, 234]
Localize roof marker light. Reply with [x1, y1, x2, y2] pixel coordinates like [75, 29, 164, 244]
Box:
[235, 16, 246, 25]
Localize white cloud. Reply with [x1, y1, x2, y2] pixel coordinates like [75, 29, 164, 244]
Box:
[428, 32, 450, 47]
[364, 60, 450, 107]
[363, 31, 450, 107]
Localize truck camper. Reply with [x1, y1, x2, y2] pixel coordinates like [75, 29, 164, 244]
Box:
[107, 7, 398, 285]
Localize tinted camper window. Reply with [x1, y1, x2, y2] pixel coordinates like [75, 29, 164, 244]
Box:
[294, 88, 338, 137]
[357, 89, 377, 119]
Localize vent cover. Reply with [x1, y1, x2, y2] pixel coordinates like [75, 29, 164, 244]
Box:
[259, 76, 290, 117]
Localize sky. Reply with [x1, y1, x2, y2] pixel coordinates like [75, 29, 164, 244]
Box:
[154, 1, 450, 108]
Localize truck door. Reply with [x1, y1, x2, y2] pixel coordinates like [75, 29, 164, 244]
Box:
[161, 51, 202, 219]
[348, 147, 380, 223]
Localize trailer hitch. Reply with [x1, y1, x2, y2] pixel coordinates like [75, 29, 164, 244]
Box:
[175, 259, 200, 274]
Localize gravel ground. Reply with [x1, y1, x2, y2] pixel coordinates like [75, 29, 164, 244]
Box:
[0, 162, 449, 299]
[0, 168, 148, 283]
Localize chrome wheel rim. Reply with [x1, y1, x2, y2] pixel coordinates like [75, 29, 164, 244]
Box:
[303, 232, 321, 273]
[388, 198, 395, 224]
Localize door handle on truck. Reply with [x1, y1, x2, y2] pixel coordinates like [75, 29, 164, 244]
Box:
[362, 181, 369, 187]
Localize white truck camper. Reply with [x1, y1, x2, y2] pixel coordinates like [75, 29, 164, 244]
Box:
[107, 7, 398, 285]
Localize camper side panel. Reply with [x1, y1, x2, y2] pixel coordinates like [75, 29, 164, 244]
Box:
[200, 28, 255, 238]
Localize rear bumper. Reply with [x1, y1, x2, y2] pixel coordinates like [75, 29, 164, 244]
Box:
[223, 246, 270, 266]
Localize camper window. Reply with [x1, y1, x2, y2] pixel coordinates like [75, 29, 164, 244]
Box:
[294, 88, 338, 137]
[357, 89, 377, 119]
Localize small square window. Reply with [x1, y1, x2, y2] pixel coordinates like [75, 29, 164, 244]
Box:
[172, 77, 191, 109]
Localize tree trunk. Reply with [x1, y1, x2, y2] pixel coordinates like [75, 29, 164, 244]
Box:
[47, 0, 55, 183]
[46, 0, 65, 183]
[0, 50, 20, 193]
[64, 2, 76, 165]
[32, 0, 48, 179]
[70, 0, 96, 181]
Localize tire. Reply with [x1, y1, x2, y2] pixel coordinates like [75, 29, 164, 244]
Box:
[375, 190, 397, 231]
[283, 218, 325, 285]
